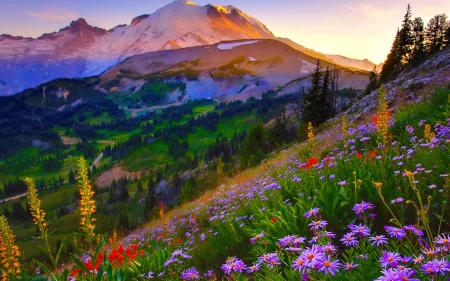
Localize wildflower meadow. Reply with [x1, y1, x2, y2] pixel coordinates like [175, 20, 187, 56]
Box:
[0, 83, 449, 281]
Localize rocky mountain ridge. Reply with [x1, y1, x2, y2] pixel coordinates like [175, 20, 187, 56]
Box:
[0, 0, 379, 96]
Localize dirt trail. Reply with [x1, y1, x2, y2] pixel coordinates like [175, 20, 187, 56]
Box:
[95, 165, 142, 187]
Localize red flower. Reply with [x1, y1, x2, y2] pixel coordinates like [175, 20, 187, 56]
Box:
[356, 152, 362, 158]
[301, 157, 319, 169]
[118, 245, 124, 254]
[140, 250, 145, 256]
[271, 217, 277, 223]
[369, 150, 377, 158]
[71, 268, 79, 276]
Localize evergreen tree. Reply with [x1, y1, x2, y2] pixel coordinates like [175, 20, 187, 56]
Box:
[268, 107, 289, 148]
[365, 66, 379, 95]
[59, 174, 64, 186]
[68, 169, 76, 183]
[300, 61, 333, 125]
[411, 17, 427, 65]
[321, 66, 333, 118]
[300, 60, 322, 125]
[147, 170, 155, 191]
[136, 180, 143, 193]
[398, 4, 414, 63]
[445, 23, 450, 47]
[425, 14, 449, 54]
[241, 120, 267, 167]
[380, 29, 401, 82]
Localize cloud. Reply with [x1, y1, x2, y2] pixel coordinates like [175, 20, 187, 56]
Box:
[26, 9, 77, 20]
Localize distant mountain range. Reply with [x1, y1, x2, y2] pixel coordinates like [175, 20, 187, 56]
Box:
[0, 0, 378, 96]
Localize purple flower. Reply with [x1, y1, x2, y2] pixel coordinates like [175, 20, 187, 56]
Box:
[303, 208, 320, 218]
[221, 257, 246, 274]
[379, 251, 401, 268]
[258, 253, 280, 268]
[300, 245, 326, 269]
[352, 201, 375, 216]
[343, 262, 359, 270]
[340, 232, 358, 247]
[338, 180, 347, 186]
[369, 235, 389, 246]
[349, 223, 371, 237]
[180, 267, 199, 280]
[318, 255, 341, 276]
[385, 226, 406, 239]
[434, 233, 450, 246]
[308, 220, 328, 230]
[292, 256, 307, 272]
[246, 263, 260, 273]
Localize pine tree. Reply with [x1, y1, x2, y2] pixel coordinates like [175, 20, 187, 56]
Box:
[445, 23, 450, 47]
[136, 180, 143, 193]
[425, 14, 449, 54]
[321, 66, 333, 119]
[380, 30, 401, 82]
[365, 66, 378, 95]
[411, 17, 427, 65]
[300, 60, 322, 125]
[398, 4, 414, 63]
[68, 169, 76, 183]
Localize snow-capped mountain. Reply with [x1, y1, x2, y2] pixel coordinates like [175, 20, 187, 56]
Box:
[0, 0, 274, 95]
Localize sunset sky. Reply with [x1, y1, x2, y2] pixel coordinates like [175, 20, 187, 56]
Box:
[0, 0, 449, 64]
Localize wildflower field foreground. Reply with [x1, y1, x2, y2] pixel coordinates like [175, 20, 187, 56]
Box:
[1, 84, 450, 281]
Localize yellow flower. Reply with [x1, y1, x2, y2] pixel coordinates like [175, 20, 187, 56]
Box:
[0, 216, 21, 280]
[25, 177, 48, 237]
[78, 158, 97, 249]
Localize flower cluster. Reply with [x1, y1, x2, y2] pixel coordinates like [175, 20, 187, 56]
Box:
[0, 216, 21, 281]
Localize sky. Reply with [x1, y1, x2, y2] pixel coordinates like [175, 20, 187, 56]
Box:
[0, 0, 449, 64]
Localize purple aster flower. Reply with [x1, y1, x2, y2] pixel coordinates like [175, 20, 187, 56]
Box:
[343, 262, 359, 270]
[338, 180, 347, 186]
[340, 232, 359, 247]
[385, 226, 406, 239]
[413, 254, 424, 264]
[379, 251, 401, 268]
[403, 225, 423, 237]
[369, 235, 389, 246]
[246, 263, 261, 273]
[258, 253, 280, 268]
[374, 268, 398, 281]
[221, 257, 246, 274]
[203, 270, 215, 279]
[308, 220, 328, 230]
[250, 231, 265, 244]
[421, 261, 436, 274]
[318, 255, 341, 276]
[435, 233, 450, 246]
[303, 207, 320, 218]
[349, 223, 371, 237]
[292, 256, 307, 272]
[396, 268, 420, 281]
[300, 245, 326, 269]
[180, 267, 199, 280]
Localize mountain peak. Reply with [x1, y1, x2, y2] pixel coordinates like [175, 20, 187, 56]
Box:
[70, 18, 89, 28]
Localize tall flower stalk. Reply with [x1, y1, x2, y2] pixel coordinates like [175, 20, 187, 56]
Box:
[0, 216, 21, 281]
[376, 84, 389, 145]
[307, 121, 316, 153]
[26, 177, 60, 270]
[78, 157, 97, 251]
[404, 170, 434, 245]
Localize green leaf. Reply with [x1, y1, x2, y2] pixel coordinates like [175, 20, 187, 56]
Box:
[33, 259, 59, 281]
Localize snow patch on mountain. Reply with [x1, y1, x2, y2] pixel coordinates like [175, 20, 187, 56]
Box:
[217, 40, 260, 50]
